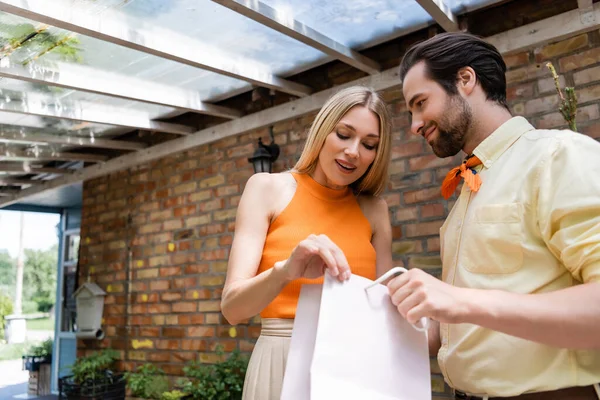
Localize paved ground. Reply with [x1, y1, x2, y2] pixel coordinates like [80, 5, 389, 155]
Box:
[0, 360, 57, 400]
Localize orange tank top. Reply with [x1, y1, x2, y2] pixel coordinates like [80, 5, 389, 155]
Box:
[258, 172, 377, 319]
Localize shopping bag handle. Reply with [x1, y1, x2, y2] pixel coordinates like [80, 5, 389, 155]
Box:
[365, 267, 429, 333]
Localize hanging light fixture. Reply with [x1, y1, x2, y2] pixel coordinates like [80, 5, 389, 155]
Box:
[248, 126, 280, 174]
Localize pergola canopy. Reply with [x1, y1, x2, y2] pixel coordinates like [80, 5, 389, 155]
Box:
[0, 0, 597, 207]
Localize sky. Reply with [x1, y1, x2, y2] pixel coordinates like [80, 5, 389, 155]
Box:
[0, 210, 60, 258]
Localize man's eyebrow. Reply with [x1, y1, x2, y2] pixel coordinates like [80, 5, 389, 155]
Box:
[408, 93, 424, 109]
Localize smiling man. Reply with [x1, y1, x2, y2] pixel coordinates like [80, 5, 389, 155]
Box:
[387, 32, 600, 399]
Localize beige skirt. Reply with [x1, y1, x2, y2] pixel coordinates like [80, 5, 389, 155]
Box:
[242, 318, 294, 400]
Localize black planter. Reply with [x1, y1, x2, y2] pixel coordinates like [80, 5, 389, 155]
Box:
[58, 374, 126, 400]
[22, 355, 51, 372]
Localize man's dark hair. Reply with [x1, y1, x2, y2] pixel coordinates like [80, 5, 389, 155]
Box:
[399, 32, 509, 110]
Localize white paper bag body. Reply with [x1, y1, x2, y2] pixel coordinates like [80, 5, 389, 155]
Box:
[281, 273, 431, 400]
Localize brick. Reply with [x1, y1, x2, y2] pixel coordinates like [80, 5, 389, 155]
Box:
[394, 207, 418, 222]
[574, 65, 600, 86]
[181, 339, 208, 351]
[408, 255, 442, 270]
[174, 229, 194, 241]
[404, 188, 442, 204]
[137, 268, 159, 279]
[163, 219, 183, 231]
[392, 241, 423, 255]
[173, 302, 197, 313]
[128, 351, 147, 361]
[198, 300, 221, 312]
[420, 203, 445, 219]
[409, 155, 454, 171]
[504, 51, 530, 68]
[405, 220, 444, 237]
[200, 175, 225, 188]
[215, 185, 239, 197]
[205, 237, 219, 248]
[200, 199, 225, 212]
[524, 95, 559, 115]
[582, 123, 600, 139]
[160, 266, 182, 277]
[148, 304, 171, 314]
[161, 292, 182, 302]
[198, 276, 225, 286]
[162, 327, 185, 338]
[174, 182, 197, 195]
[214, 209, 237, 221]
[535, 34, 588, 61]
[391, 142, 423, 159]
[171, 352, 196, 362]
[538, 105, 600, 129]
[185, 215, 211, 227]
[148, 352, 170, 362]
[576, 84, 600, 104]
[537, 75, 566, 95]
[174, 205, 197, 218]
[507, 83, 534, 101]
[150, 209, 172, 221]
[205, 313, 221, 324]
[188, 326, 216, 337]
[505, 64, 547, 85]
[559, 47, 600, 72]
[427, 237, 441, 252]
[150, 279, 170, 291]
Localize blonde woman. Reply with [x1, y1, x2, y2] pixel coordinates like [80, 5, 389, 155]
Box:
[221, 86, 394, 400]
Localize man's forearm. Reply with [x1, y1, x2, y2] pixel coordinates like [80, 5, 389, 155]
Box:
[428, 319, 441, 356]
[460, 282, 600, 349]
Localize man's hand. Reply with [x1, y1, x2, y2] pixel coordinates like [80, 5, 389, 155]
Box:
[387, 268, 469, 325]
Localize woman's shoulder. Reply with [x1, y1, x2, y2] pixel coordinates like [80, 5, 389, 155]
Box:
[357, 194, 390, 232]
[357, 194, 388, 214]
[245, 171, 296, 191]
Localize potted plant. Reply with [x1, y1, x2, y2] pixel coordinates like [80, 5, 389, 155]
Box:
[160, 390, 187, 400]
[23, 338, 53, 396]
[23, 338, 53, 371]
[124, 364, 169, 400]
[177, 346, 248, 400]
[58, 349, 126, 400]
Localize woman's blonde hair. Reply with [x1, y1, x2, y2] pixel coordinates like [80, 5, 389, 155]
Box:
[293, 86, 392, 196]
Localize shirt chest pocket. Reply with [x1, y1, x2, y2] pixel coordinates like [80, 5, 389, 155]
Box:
[462, 203, 525, 274]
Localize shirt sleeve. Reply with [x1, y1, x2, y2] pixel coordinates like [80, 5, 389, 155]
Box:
[536, 132, 600, 283]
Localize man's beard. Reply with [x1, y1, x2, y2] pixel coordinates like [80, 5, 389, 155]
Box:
[428, 96, 472, 158]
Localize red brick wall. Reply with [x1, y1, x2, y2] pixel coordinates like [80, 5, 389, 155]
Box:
[78, 30, 600, 398]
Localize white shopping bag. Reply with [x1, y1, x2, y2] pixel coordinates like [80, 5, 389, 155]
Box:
[281, 269, 431, 400]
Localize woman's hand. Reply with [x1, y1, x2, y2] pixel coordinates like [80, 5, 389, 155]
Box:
[275, 234, 351, 282]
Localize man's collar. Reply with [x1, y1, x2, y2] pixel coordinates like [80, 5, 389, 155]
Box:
[472, 116, 535, 168]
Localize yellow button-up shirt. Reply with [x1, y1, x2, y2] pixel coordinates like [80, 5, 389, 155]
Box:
[438, 116, 600, 397]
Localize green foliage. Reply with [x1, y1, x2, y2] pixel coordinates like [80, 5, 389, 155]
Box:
[124, 364, 169, 400]
[27, 338, 53, 357]
[0, 250, 15, 297]
[70, 349, 119, 385]
[0, 22, 82, 64]
[160, 390, 187, 400]
[23, 245, 57, 312]
[177, 347, 248, 400]
[0, 341, 30, 361]
[0, 292, 13, 340]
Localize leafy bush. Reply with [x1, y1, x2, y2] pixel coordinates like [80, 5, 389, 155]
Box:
[124, 364, 169, 399]
[0, 293, 13, 340]
[177, 347, 248, 400]
[70, 349, 119, 385]
[160, 390, 186, 400]
[28, 338, 53, 357]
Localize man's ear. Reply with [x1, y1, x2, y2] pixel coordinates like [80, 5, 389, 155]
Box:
[457, 67, 477, 96]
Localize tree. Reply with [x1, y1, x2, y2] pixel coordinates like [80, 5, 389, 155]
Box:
[23, 245, 58, 313]
[0, 249, 15, 297]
